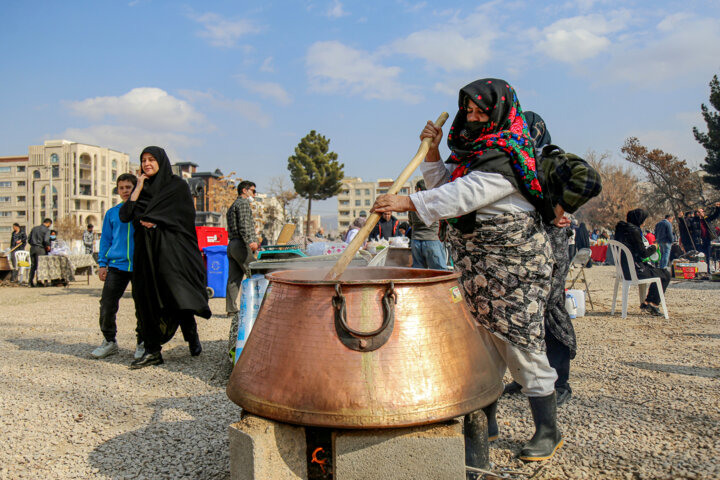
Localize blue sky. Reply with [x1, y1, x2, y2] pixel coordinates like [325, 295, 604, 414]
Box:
[1, 0, 719, 216]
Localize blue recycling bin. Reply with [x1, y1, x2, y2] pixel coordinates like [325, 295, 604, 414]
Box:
[203, 245, 229, 298]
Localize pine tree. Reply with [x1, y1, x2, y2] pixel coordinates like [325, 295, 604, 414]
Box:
[287, 130, 344, 236]
[693, 74, 720, 190]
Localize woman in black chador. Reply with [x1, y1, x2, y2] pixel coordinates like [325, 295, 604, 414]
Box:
[614, 208, 670, 317]
[120, 146, 211, 369]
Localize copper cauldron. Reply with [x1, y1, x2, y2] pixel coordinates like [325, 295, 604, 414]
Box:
[226, 266, 503, 428]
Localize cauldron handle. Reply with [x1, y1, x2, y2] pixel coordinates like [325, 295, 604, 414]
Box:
[332, 283, 396, 352]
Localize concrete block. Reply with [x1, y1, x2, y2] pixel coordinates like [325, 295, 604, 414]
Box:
[333, 419, 465, 480]
[229, 413, 308, 480]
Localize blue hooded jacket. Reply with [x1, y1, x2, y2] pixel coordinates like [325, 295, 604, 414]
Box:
[98, 203, 134, 271]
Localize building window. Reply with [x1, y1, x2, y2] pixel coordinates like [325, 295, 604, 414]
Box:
[112, 159, 117, 169]
[377, 189, 387, 194]
[0, 182, 11, 188]
[365, 199, 370, 206]
[17, 196, 25, 203]
[0, 226, 10, 233]
[33, 170, 41, 179]
[364, 189, 370, 195]
[400, 188, 408, 195]
[50, 153, 59, 164]
[17, 211, 25, 216]
[75, 200, 81, 209]
[340, 200, 349, 205]
[355, 200, 361, 206]
[17, 166, 25, 173]
[0, 166, 10, 173]
[17, 181, 25, 187]
[359, 210, 367, 217]
[0, 196, 10, 203]
[52, 165, 60, 178]
[0, 211, 11, 217]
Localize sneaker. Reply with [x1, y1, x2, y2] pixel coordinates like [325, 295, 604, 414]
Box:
[646, 304, 664, 317]
[91, 340, 119, 359]
[134, 342, 145, 360]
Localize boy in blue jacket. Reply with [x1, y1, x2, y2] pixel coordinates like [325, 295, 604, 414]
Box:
[91, 174, 143, 359]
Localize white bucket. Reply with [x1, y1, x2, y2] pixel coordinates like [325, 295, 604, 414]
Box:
[566, 289, 586, 317]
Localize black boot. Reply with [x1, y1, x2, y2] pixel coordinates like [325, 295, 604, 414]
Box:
[482, 400, 498, 441]
[519, 392, 563, 462]
[189, 335, 202, 356]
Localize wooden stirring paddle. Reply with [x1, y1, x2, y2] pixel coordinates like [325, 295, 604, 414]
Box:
[325, 112, 449, 281]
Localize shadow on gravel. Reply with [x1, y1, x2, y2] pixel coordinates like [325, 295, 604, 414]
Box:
[88, 393, 236, 480]
[683, 333, 720, 339]
[5, 337, 234, 385]
[624, 361, 719, 379]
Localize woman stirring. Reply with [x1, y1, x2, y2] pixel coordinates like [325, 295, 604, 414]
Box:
[372, 79, 562, 461]
[120, 146, 211, 369]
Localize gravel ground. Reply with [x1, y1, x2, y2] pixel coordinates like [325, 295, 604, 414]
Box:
[1, 265, 719, 479]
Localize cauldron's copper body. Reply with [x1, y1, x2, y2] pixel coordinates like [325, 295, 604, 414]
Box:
[226, 267, 503, 428]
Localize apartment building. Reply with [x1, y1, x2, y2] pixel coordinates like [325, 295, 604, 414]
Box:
[0, 140, 130, 239]
[337, 177, 413, 231]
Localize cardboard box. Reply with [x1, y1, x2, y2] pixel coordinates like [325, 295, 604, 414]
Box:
[672, 260, 708, 279]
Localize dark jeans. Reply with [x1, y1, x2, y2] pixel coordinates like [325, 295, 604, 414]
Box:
[29, 246, 46, 285]
[144, 310, 198, 354]
[226, 239, 254, 314]
[99, 267, 141, 343]
[545, 328, 571, 393]
[636, 263, 671, 305]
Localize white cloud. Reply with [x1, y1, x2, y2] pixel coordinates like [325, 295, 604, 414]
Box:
[190, 12, 261, 47]
[67, 87, 205, 132]
[259, 57, 275, 73]
[388, 13, 496, 71]
[235, 75, 292, 105]
[57, 125, 200, 160]
[535, 11, 631, 63]
[326, 0, 348, 18]
[179, 89, 271, 127]
[605, 16, 720, 87]
[305, 41, 422, 103]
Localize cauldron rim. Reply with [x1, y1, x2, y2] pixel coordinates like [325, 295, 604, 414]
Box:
[266, 266, 459, 286]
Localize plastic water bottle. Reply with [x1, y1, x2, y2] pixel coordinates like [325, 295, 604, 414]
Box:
[565, 293, 577, 319]
[235, 277, 257, 364]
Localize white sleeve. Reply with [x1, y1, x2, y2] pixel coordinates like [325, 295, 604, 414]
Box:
[409, 171, 517, 226]
[419, 161, 451, 189]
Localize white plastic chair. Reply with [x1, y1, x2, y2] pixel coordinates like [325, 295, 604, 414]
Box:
[607, 240, 668, 319]
[14, 250, 31, 284]
[567, 248, 594, 310]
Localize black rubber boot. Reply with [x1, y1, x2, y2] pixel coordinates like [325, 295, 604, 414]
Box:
[463, 409, 490, 471]
[482, 400, 498, 441]
[519, 392, 563, 462]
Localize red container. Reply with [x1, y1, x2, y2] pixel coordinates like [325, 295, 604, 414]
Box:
[196, 226, 228, 251]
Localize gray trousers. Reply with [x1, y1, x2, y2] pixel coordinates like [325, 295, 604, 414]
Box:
[225, 239, 254, 314]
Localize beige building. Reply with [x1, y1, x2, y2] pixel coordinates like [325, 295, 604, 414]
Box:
[337, 177, 413, 231]
[0, 140, 130, 241]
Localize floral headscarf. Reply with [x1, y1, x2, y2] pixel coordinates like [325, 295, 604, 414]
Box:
[446, 78, 544, 201]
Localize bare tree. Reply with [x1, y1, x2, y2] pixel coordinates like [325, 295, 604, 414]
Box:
[267, 175, 299, 222]
[206, 172, 240, 228]
[54, 216, 84, 241]
[575, 150, 641, 229]
[621, 137, 709, 216]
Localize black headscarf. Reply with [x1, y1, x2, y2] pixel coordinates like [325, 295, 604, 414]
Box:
[627, 208, 647, 228]
[524, 111, 552, 151]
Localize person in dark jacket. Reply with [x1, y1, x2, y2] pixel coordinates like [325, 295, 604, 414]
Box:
[9, 223, 27, 282]
[688, 204, 720, 267]
[370, 212, 399, 240]
[119, 146, 211, 369]
[653, 215, 675, 269]
[614, 209, 670, 316]
[27, 218, 52, 287]
[503, 111, 602, 407]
